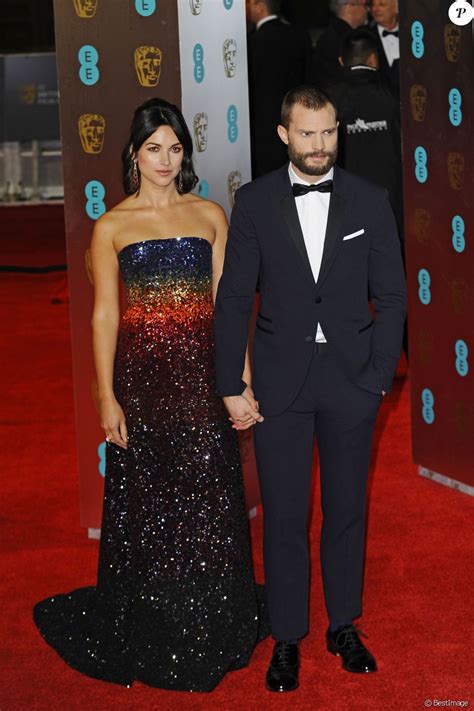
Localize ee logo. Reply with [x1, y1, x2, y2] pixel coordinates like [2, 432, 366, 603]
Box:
[418, 268, 431, 305]
[98, 441, 106, 477]
[411, 21, 425, 59]
[414, 145, 428, 183]
[85, 180, 106, 220]
[135, 0, 156, 15]
[452, 215, 465, 253]
[448, 88, 462, 126]
[448, 1, 474, 25]
[455, 339, 469, 376]
[223, 0, 233, 7]
[421, 388, 435, 424]
[227, 104, 238, 143]
[198, 179, 209, 199]
[78, 45, 99, 86]
[193, 43, 205, 84]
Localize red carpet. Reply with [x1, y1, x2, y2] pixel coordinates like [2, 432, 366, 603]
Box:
[1, 230, 472, 710]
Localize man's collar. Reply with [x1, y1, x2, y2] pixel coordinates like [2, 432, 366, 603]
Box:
[350, 65, 377, 72]
[256, 14, 278, 30]
[288, 163, 334, 187]
[377, 22, 399, 36]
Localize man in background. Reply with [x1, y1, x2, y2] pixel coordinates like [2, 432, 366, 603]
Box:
[311, 0, 369, 88]
[370, 0, 400, 97]
[246, 0, 312, 177]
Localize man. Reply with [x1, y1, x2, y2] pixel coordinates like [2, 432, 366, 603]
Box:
[246, 0, 312, 176]
[328, 30, 403, 234]
[215, 86, 406, 692]
[369, 0, 400, 97]
[311, 0, 369, 88]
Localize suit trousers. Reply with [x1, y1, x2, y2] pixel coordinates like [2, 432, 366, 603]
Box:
[253, 343, 381, 640]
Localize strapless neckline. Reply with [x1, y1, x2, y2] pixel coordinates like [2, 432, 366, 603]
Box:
[117, 237, 212, 258]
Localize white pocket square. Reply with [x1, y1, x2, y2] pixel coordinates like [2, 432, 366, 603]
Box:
[343, 228, 365, 241]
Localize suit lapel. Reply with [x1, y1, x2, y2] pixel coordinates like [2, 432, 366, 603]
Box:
[280, 192, 316, 288]
[315, 185, 347, 290]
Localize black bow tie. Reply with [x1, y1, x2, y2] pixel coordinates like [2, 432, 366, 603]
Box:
[292, 180, 333, 197]
[382, 29, 399, 37]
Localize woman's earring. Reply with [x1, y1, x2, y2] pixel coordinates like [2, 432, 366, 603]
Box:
[178, 171, 184, 192]
[132, 161, 139, 189]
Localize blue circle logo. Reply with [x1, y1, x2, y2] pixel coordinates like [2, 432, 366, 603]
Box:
[414, 145, 428, 183]
[418, 268, 431, 305]
[227, 104, 238, 143]
[78, 45, 99, 86]
[193, 43, 205, 84]
[223, 0, 233, 8]
[452, 215, 465, 253]
[98, 441, 106, 477]
[448, 88, 462, 126]
[421, 388, 435, 424]
[455, 339, 469, 376]
[135, 0, 156, 15]
[85, 180, 106, 220]
[198, 179, 209, 199]
[411, 21, 425, 59]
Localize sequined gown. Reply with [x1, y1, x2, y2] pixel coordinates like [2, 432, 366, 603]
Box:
[34, 237, 268, 691]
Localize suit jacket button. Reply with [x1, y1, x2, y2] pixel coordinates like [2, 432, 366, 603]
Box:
[315, 296, 322, 303]
[305, 336, 313, 343]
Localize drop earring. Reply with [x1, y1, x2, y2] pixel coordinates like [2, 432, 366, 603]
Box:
[178, 171, 184, 192]
[132, 161, 139, 189]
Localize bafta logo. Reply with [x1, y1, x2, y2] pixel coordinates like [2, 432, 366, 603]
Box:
[20, 84, 36, 105]
[410, 85, 427, 122]
[451, 278, 468, 315]
[227, 170, 241, 207]
[134, 46, 162, 87]
[454, 402, 472, 437]
[193, 112, 208, 152]
[444, 24, 461, 62]
[414, 208, 431, 245]
[223, 39, 237, 78]
[189, 0, 202, 14]
[447, 152, 464, 190]
[73, 0, 99, 18]
[84, 248, 94, 285]
[417, 330, 433, 368]
[78, 114, 106, 154]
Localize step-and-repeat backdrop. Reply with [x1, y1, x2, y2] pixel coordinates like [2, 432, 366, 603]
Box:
[400, 1, 473, 494]
[53, 0, 258, 535]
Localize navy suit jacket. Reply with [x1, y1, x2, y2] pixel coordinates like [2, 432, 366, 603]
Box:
[215, 164, 407, 416]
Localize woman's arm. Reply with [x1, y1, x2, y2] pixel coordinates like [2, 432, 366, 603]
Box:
[89, 216, 128, 449]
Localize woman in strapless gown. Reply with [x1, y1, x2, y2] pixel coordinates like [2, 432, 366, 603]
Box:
[33, 98, 268, 691]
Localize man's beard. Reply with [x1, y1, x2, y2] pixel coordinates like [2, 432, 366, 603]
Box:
[288, 143, 338, 177]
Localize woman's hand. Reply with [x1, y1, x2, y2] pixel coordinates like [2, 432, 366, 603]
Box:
[99, 395, 128, 449]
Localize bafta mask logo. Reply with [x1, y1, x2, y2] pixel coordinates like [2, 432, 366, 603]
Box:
[134, 46, 162, 87]
[444, 24, 462, 62]
[193, 112, 208, 152]
[20, 84, 36, 105]
[223, 39, 237, 78]
[451, 277, 468, 315]
[227, 170, 241, 207]
[417, 330, 433, 368]
[410, 84, 427, 122]
[78, 114, 106, 154]
[189, 0, 202, 14]
[73, 0, 99, 18]
[454, 402, 473, 437]
[84, 248, 94, 285]
[414, 208, 431, 245]
[447, 152, 464, 190]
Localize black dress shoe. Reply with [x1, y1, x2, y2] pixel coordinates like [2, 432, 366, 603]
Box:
[265, 641, 300, 692]
[326, 624, 377, 673]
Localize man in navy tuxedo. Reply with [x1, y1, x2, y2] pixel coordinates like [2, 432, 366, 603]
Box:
[215, 86, 406, 692]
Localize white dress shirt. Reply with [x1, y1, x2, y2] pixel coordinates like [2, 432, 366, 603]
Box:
[289, 163, 334, 343]
[377, 23, 400, 67]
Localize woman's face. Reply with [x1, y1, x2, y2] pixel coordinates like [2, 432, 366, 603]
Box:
[136, 125, 184, 189]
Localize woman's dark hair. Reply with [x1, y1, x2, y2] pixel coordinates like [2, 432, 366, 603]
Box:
[122, 97, 198, 196]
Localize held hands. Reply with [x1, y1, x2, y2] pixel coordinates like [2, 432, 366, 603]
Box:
[223, 386, 264, 431]
[100, 395, 128, 449]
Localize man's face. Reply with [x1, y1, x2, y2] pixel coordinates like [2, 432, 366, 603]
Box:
[246, 0, 261, 24]
[278, 103, 338, 179]
[346, 0, 369, 28]
[370, 0, 398, 28]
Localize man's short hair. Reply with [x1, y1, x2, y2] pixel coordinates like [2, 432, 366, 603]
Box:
[259, 0, 282, 13]
[341, 29, 379, 67]
[281, 85, 336, 128]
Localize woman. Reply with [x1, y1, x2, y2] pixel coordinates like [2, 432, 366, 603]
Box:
[34, 98, 267, 691]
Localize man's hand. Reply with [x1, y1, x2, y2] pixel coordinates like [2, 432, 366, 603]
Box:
[223, 386, 264, 430]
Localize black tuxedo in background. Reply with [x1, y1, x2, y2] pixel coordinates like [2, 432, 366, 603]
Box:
[247, 19, 311, 177]
[215, 165, 406, 639]
[311, 15, 354, 88]
[369, 25, 400, 99]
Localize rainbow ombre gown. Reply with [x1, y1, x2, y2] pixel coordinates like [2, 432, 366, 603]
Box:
[34, 237, 268, 691]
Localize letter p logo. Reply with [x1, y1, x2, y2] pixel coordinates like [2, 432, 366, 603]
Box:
[448, 1, 474, 25]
